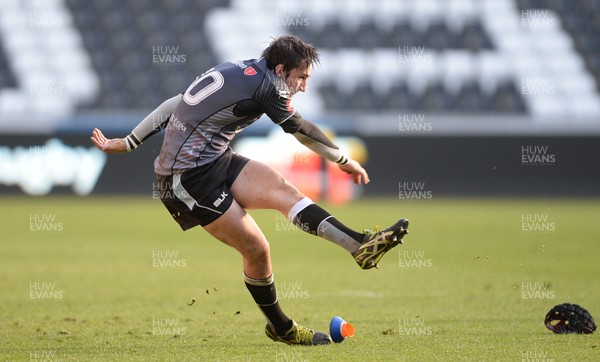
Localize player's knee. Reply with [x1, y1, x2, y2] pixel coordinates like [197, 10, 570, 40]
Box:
[275, 177, 305, 203]
[246, 240, 270, 263]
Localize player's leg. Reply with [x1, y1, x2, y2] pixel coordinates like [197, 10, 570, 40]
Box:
[203, 199, 331, 345]
[157, 152, 329, 345]
[201, 199, 285, 334]
[230, 159, 409, 268]
[202, 198, 271, 279]
[231, 159, 366, 252]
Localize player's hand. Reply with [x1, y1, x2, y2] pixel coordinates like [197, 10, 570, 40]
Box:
[339, 159, 370, 185]
[91, 128, 128, 153]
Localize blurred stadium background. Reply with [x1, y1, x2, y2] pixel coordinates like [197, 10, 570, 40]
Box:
[1, 0, 599, 199]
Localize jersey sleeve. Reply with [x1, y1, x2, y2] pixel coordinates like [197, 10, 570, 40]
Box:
[253, 70, 349, 165]
[289, 117, 349, 165]
[253, 71, 296, 125]
[279, 111, 349, 165]
[125, 94, 181, 151]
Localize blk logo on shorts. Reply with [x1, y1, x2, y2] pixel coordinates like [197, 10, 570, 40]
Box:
[213, 192, 228, 207]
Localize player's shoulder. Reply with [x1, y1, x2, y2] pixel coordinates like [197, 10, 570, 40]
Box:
[215, 58, 264, 79]
[250, 59, 291, 98]
[213, 58, 290, 99]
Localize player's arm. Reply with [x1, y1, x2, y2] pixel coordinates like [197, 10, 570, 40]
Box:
[256, 72, 369, 184]
[91, 94, 182, 153]
[280, 112, 370, 185]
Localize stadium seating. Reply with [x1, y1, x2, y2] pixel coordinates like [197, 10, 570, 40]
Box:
[0, 38, 16, 88]
[0, 0, 598, 117]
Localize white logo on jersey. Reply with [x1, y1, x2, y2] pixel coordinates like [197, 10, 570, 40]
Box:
[231, 60, 248, 69]
[277, 89, 291, 99]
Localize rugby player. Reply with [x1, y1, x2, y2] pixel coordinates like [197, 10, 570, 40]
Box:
[91, 35, 408, 346]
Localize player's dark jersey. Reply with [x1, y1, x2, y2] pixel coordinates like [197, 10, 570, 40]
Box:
[155, 58, 294, 175]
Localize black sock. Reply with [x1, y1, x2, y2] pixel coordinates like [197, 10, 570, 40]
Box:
[244, 274, 292, 335]
[326, 216, 365, 243]
[289, 201, 364, 252]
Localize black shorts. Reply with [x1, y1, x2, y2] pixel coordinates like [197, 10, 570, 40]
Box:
[157, 149, 250, 230]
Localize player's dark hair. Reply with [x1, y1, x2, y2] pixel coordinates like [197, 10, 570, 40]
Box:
[261, 35, 320, 71]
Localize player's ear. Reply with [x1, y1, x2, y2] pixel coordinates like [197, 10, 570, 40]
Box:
[274, 64, 285, 78]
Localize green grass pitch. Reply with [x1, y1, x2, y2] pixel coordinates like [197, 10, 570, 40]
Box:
[1, 196, 599, 361]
